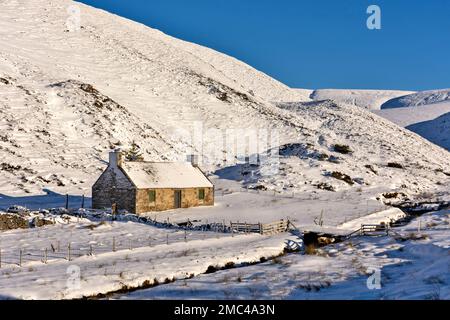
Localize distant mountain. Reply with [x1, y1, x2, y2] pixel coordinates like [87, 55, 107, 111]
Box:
[310, 89, 414, 110]
[374, 101, 450, 152]
[381, 89, 450, 109]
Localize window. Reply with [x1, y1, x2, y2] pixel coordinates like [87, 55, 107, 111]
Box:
[198, 188, 205, 200]
[148, 190, 156, 203]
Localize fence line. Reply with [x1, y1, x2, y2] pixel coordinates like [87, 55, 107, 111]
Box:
[0, 218, 295, 269]
[0, 228, 243, 269]
[230, 219, 290, 235]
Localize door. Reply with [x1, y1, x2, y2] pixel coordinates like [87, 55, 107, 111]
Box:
[174, 190, 182, 208]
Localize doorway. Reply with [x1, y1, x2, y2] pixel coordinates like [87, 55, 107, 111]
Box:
[174, 190, 182, 208]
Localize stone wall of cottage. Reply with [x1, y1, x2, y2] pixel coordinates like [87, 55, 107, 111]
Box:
[135, 187, 214, 215]
[92, 166, 136, 213]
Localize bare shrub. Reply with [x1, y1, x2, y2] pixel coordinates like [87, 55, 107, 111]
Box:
[333, 144, 352, 154]
[305, 244, 317, 255]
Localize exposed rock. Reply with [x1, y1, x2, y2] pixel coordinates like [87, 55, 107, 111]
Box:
[0, 213, 29, 230]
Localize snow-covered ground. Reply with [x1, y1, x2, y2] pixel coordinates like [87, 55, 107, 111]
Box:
[1, 204, 446, 300]
[149, 179, 400, 230]
[0, 217, 298, 299]
[116, 209, 450, 300]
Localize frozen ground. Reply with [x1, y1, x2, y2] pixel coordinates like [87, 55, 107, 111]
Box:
[149, 178, 401, 230]
[0, 217, 298, 299]
[1, 205, 446, 300]
[117, 209, 450, 300]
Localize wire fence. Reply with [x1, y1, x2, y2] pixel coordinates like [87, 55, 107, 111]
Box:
[0, 229, 235, 269]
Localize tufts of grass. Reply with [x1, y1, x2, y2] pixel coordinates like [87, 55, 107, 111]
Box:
[305, 244, 318, 255]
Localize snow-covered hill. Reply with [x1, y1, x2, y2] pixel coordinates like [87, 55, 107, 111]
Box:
[406, 112, 450, 151]
[374, 102, 450, 151]
[381, 89, 450, 109]
[310, 89, 414, 110]
[0, 0, 449, 206]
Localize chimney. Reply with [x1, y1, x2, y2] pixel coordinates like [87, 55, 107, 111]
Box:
[109, 149, 123, 168]
[187, 154, 199, 167]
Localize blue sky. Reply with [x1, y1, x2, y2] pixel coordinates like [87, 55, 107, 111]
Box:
[79, 0, 450, 91]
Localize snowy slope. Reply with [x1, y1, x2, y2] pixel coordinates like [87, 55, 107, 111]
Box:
[374, 90, 450, 150]
[0, 0, 449, 206]
[310, 89, 414, 110]
[118, 209, 450, 300]
[381, 89, 450, 109]
[0, 217, 295, 299]
[406, 112, 450, 151]
[374, 102, 450, 127]
[374, 102, 450, 151]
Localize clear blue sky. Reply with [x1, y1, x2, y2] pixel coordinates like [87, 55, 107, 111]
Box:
[79, 0, 450, 91]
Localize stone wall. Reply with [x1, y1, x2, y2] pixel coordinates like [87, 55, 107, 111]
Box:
[92, 166, 136, 213]
[0, 213, 29, 230]
[135, 187, 214, 214]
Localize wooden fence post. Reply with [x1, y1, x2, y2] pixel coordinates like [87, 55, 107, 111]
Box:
[19, 249, 22, 267]
[65, 194, 69, 210]
[184, 230, 187, 242]
[81, 194, 85, 209]
[166, 234, 169, 245]
[44, 248, 48, 264]
[67, 243, 71, 261]
[259, 222, 263, 235]
[231, 223, 234, 237]
[113, 237, 116, 252]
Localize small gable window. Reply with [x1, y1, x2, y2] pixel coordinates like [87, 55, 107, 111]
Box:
[148, 190, 156, 203]
[198, 189, 205, 200]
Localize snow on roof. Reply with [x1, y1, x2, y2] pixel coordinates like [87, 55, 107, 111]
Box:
[121, 161, 213, 189]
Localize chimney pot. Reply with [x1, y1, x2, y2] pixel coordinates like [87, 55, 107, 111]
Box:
[187, 154, 199, 167]
[109, 149, 123, 168]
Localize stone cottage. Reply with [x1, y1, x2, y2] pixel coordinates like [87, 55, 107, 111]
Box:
[92, 150, 214, 214]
